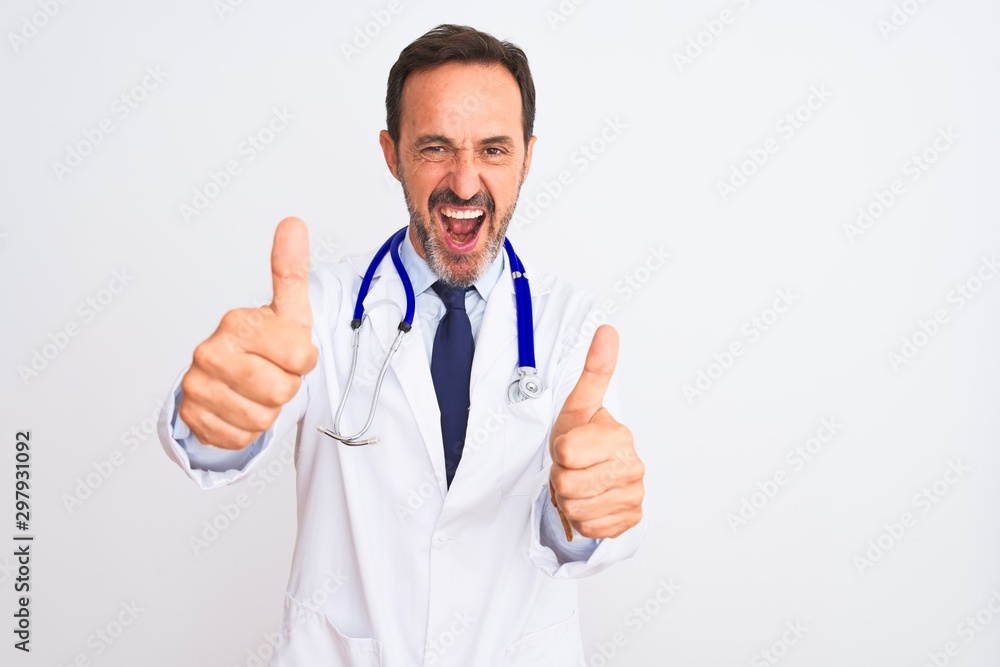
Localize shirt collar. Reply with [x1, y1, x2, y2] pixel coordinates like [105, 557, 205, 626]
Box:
[399, 228, 506, 301]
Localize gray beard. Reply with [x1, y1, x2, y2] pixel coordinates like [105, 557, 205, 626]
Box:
[400, 178, 520, 288]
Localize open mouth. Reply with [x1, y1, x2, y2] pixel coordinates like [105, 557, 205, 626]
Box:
[437, 206, 485, 253]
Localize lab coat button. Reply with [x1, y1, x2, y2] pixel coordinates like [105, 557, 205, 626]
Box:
[431, 531, 448, 549]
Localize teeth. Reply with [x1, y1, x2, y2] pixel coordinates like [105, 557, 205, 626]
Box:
[441, 207, 484, 219]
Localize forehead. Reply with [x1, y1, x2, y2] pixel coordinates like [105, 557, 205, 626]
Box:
[399, 61, 523, 141]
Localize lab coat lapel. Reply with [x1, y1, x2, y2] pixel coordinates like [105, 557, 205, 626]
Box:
[470, 269, 518, 396]
[351, 258, 445, 487]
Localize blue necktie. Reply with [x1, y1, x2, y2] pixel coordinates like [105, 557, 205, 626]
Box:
[431, 282, 475, 487]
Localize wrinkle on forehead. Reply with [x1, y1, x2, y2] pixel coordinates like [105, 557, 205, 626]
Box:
[399, 62, 524, 150]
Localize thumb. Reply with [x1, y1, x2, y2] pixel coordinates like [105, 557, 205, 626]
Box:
[552, 324, 619, 437]
[270, 217, 312, 328]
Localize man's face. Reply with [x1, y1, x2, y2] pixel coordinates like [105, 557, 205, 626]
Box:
[380, 61, 535, 287]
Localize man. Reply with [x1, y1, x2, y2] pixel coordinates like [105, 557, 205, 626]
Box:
[159, 24, 645, 666]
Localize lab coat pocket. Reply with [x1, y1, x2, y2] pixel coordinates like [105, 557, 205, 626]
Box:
[503, 608, 581, 666]
[270, 593, 382, 667]
[501, 388, 554, 497]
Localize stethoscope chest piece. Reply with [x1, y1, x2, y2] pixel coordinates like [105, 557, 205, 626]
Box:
[508, 367, 544, 404]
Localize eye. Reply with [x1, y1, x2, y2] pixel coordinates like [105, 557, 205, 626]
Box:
[419, 145, 451, 161]
[484, 146, 505, 156]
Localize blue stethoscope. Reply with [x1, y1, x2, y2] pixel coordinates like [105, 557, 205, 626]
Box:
[317, 226, 542, 446]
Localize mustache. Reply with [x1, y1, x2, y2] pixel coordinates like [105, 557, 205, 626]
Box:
[428, 188, 495, 216]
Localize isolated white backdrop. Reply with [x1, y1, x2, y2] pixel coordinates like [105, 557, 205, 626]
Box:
[2, 0, 999, 665]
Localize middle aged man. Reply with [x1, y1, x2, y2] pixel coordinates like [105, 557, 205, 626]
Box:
[159, 24, 646, 666]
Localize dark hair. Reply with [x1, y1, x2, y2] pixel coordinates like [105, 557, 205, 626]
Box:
[386, 24, 536, 148]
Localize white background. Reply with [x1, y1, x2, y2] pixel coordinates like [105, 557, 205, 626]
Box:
[2, 0, 999, 665]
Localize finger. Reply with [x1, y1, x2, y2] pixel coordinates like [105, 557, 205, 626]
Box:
[550, 417, 631, 469]
[554, 482, 645, 521]
[572, 512, 642, 540]
[554, 325, 619, 432]
[193, 345, 304, 407]
[180, 368, 281, 434]
[223, 356, 303, 408]
[178, 394, 263, 450]
[226, 312, 318, 375]
[270, 217, 312, 328]
[551, 447, 644, 499]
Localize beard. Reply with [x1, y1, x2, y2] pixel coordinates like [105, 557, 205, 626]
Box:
[399, 169, 522, 288]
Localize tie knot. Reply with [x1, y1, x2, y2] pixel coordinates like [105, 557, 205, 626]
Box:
[432, 281, 470, 311]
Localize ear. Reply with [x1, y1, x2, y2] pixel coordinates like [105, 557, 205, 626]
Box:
[379, 130, 401, 181]
[522, 135, 537, 181]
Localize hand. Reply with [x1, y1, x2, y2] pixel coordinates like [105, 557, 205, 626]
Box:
[549, 325, 644, 540]
[177, 217, 318, 449]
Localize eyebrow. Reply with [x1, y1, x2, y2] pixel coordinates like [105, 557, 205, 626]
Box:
[414, 134, 455, 148]
[479, 135, 516, 149]
[413, 134, 517, 149]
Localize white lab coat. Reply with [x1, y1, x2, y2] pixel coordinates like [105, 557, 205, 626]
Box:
[158, 244, 645, 666]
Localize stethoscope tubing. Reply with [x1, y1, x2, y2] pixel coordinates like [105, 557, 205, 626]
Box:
[319, 226, 537, 446]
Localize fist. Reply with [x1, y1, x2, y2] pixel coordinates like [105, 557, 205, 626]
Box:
[178, 217, 318, 449]
[549, 325, 645, 540]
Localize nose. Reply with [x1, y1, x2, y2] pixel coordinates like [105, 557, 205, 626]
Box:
[446, 150, 482, 201]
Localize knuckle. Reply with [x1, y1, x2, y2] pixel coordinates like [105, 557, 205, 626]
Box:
[179, 371, 195, 399]
[554, 438, 578, 469]
[551, 471, 573, 498]
[305, 342, 320, 370]
[180, 374, 211, 408]
[245, 406, 278, 433]
[177, 396, 196, 426]
[631, 480, 645, 505]
[219, 309, 244, 331]
[268, 374, 301, 406]
[211, 425, 252, 450]
[235, 432, 258, 450]
[244, 308, 266, 329]
[191, 343, 213, 372]
[192, 341, 227, 375]
[619, 486, 643, 512]
[287, 341, 319, 374]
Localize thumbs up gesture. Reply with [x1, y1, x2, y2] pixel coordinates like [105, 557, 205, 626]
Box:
[549, 325, 644, 540]
[178, 218, 319, 450]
